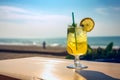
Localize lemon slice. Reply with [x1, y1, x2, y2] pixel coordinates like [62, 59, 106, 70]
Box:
[80, 17, 95, 32]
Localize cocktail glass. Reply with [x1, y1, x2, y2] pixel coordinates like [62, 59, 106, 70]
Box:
[66, 26, 88, 70]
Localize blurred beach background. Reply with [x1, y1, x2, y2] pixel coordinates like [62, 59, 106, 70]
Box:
[0, 0, 120, 62]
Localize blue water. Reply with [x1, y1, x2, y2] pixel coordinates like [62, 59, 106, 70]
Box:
[88, 36, 120, 48]
[0, 36, 120, 48]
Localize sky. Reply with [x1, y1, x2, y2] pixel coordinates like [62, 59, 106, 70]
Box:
[0, 0, 120, 38]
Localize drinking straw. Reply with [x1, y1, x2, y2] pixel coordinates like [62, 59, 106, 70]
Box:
[72, 12, 76, 27]
[72, 12, 78, 50]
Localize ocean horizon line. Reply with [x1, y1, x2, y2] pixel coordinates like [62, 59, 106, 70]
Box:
[0, 36, 120, 49]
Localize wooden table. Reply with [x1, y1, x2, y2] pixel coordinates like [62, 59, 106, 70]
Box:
[0, 57, 120, 80]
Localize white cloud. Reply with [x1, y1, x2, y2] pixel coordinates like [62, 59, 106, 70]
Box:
[0, 5, 71, 38]
[95, 8, 108, 15]
[0, 5, 30, 13]
[0, 5, 70, 21]
[95, 6, 120, 16]
[111, 7, 120, 11]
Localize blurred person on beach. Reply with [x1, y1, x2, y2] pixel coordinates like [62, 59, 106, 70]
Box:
[43, 41, 46, 49]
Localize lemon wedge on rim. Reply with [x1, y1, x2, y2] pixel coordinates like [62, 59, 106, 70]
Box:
[80, 17, 95, 32]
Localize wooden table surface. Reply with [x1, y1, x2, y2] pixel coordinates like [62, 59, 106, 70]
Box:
[0, 57, 120, 80]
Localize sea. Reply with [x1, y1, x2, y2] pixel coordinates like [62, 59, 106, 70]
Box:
[0, 36, 120, 49]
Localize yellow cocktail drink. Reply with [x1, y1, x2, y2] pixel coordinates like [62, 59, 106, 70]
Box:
[66, 12, 95, 69]
[67, 27, 87, 56]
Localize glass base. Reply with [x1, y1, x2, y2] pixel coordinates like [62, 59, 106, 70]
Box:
[67, 64, 88, 69]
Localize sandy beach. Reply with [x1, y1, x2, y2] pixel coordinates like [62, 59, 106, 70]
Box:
[0, 45, 67, 60]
